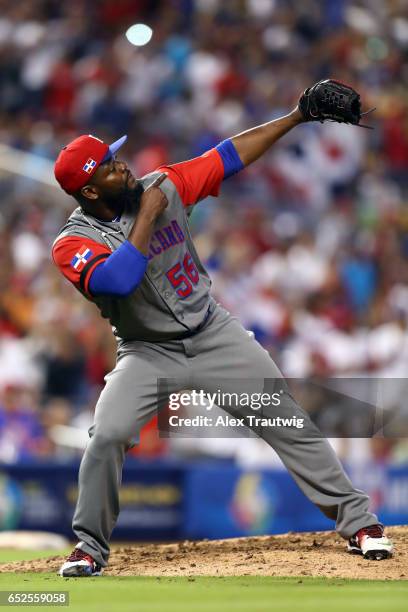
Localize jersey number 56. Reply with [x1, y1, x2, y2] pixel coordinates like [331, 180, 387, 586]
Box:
[166, 252, 199, 298]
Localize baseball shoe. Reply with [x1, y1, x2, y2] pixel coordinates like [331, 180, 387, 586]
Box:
[347, 524, 393, 560]
[59, 547, 103, 577]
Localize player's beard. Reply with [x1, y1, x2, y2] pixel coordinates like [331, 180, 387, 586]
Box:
[104, 180, 144, 217]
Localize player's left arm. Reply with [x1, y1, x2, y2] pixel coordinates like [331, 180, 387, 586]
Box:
[230, 107, 304, 166]
[158, 107, 304, 207]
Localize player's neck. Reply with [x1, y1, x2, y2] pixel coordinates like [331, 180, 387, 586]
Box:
[81, 202, 124, 222]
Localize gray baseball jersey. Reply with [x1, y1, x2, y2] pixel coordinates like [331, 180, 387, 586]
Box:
[52, 150, 225, 342]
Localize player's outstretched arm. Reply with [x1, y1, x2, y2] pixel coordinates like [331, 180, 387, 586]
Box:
[230, 107, 304, 167]
[231, 78, 370, 167]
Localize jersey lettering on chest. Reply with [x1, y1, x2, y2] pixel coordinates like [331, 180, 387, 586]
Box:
[147, 219, 185, 261]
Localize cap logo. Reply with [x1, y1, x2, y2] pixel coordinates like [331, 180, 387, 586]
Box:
[83, 158, 97, 174]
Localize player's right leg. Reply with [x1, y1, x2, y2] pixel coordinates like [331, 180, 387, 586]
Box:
[59, 342, 189, 577]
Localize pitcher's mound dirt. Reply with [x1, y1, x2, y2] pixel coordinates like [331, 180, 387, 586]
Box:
[1, 526, 406, 580]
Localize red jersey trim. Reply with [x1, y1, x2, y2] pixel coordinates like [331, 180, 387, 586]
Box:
[52, 236, 111, 296]
[157, 148, 224, 207]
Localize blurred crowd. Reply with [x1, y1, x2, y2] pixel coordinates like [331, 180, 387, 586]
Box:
[0, 0, 408, 464]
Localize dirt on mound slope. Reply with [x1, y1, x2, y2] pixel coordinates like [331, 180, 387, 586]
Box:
[0, 526, 406, 580]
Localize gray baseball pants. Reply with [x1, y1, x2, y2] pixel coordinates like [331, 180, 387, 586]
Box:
[73, 306, 377, 566]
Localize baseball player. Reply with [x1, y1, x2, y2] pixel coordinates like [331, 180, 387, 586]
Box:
[52, 81, 393, 577]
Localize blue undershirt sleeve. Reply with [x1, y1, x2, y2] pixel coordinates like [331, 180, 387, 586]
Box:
[215, 138, 245, 179]
[88, 240, 148, 297]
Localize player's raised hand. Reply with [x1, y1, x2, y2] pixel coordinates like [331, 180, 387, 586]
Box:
[297, 79, 375, 128]
[139, 173, 168, 221]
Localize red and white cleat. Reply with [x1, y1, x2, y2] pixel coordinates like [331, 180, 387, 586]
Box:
[59, 547, 103, 577]
[347, 524, 393, 560]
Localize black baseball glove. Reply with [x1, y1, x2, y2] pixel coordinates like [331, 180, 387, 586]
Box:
[298, 79, 374, 128]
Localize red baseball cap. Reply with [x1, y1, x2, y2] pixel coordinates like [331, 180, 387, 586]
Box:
[54, 134, 127, 194]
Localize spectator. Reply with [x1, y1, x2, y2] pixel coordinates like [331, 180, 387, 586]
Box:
[0, 385, 47, 463]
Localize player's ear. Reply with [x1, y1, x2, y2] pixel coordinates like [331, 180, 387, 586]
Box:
[80, 184, 99, 201]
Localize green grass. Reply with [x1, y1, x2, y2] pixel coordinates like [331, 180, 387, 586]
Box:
[0, 574, 407, 612]
[0, 549, 71, 563]
[0, 550, 407, 612]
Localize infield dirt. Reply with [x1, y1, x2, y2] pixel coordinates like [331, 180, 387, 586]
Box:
[0, 526, 406, 580]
